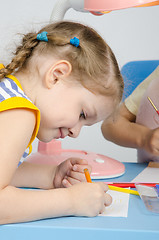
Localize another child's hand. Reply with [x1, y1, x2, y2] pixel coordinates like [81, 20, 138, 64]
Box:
[53, 158, 91, 188]
[143, 128, 159, 155]
[68, 182, 112, 217]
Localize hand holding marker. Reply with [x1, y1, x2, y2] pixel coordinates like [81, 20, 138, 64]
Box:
[84, 168, 139, 196]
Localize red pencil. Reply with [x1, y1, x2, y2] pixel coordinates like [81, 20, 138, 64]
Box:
[105, 182, 157, 188]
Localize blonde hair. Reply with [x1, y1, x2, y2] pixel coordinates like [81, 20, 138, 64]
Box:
[0, 21, 124, 102]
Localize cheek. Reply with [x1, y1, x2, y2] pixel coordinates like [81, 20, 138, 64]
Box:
[37, 126, 56, 142]
[36, 129, 46, 142]
[36, 117, 53, 141]
[40, 110, 55, 127]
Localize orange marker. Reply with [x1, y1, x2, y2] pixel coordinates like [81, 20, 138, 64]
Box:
[84, 168, 92, 183]
[84, 168, 139, 195]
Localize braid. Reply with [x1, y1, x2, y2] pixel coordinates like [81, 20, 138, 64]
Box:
[0, 33, 39, 80]
[0, 21, 124, 102]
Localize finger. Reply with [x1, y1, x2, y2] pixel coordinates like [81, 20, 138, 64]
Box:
[70, 158, 89, 168]
[72, 163, 92, 173]
[104, 192, 112, 206]
[64, 176, 81, 186]
[67, 170, 86, 182]
[99, 205, 106, 214]
[97, 182, 109, 192]
[70, 157, 92, 174]
[62, 178, 72, 188]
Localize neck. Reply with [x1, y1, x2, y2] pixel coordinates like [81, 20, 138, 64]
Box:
[14, 71, 38, 104]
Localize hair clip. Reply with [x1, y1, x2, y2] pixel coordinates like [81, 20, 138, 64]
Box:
[70, 37, 80, 47]
[37, 31, 48, 42]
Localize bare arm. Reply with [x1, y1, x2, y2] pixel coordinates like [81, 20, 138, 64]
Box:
[101, 103, 150, 149]
[10, 161, 57, 189]
[0, 109, 71, 224]
[0, 109, 73, 224]
[0, 109, 111, 224]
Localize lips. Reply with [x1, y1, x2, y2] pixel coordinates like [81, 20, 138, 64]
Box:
[55, 129, 62, 139]
[59, 128, 65, 138]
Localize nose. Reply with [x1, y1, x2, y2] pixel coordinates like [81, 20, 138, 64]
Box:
[68, 123, 82, 138]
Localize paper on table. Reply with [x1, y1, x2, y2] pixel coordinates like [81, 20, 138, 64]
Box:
[132, 167, 159, 183]
[99, 189, 130, 217]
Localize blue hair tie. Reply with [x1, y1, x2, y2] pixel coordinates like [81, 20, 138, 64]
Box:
[37, 31, 48, 42]
[70, 37, 80, 47]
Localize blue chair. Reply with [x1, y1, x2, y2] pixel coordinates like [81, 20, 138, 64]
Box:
[121, 60, 159, 100]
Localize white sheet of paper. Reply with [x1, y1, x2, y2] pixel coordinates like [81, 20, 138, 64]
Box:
[99, 189, 130, 217]
[132, 167, 159, 183]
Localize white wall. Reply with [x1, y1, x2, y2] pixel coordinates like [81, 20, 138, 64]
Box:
[1, 0, 159, 162]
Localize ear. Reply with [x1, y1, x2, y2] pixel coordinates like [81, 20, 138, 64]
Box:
[45, 60, 72, 89]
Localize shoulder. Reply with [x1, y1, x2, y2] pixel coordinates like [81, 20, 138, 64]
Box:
[0, 108, 36, 134]
[0, 108, 36, 159]
[125, 67, 159, 115]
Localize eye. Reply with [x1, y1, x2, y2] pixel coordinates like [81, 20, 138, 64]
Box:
[80, 110, 86, 120]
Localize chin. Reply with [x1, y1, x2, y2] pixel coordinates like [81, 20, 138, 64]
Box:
[37, 133, 53, 143]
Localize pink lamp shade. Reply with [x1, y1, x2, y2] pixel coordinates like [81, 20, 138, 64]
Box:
[85, 0, 159, 11]
[26, 140, 125, 179]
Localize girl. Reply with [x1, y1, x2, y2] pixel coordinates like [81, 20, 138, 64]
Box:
[0, 21, 123, 224]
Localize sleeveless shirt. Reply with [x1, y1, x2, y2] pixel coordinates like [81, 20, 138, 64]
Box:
[0, 65, 40, 160]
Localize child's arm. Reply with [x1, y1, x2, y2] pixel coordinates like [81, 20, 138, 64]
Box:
[0, 109, 111, 224]
[10, 161, 56, 189]
[0, 181, 112, 224]
[101, 103, 159, 155]
[11, 158, 91, 190]
[102, 103, 150, 148]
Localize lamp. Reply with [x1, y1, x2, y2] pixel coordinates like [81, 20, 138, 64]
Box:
[50, 0, 159, 21]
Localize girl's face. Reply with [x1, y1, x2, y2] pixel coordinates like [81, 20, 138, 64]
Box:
[36, 80, 116, 142]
